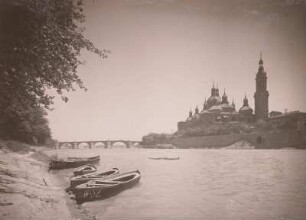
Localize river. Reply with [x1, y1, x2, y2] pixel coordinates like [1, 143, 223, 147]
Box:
[49, 148, 306, 220]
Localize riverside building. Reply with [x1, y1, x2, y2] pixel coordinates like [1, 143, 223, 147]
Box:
[177, 55, 306, 135]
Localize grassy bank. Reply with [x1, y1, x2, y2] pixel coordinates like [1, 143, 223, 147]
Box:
[0, 139, 32, 153]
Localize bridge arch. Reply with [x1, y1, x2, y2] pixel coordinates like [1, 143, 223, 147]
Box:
[59, 142, 73, 149]
[131, 142, 140, 147]
[78, 142, 90, 149]
[110, 141, 128, 148]
[94, 142, 106, 148]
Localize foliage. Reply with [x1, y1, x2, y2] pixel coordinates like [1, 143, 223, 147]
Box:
[0, 0, 109, 144]
[0, 104, 52, 144]
[0, 139, 31, 153]
[43, 137, 58, 148]
[0, 0, 109, 109]
[142, 133, 173, 145]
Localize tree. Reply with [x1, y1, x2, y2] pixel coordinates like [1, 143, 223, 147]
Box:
[0, 0, 109, 143]
[0, 0, 109, 108]
[142, 133, 173, 145]
[0, 103, 51, 144]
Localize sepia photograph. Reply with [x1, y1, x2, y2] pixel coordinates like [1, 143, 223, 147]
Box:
[1, 0, 306, 219]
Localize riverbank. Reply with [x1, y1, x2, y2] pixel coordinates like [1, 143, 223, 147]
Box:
[0, 145, 97, 220]
[167, 131, 306, 149]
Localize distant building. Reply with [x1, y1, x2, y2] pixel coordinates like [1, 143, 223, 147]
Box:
[254, 54, 269, 121]
[177, 84, 254, 133]
[239, 94, 254, 123]
[270, 111, 282, 118]
[177, 54, 305, 135]
[269, 111, 306, 131]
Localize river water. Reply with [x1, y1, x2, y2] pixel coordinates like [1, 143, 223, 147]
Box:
[50, 148, 306, 220]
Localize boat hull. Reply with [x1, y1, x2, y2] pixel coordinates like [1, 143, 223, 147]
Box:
[149, 157, 179, 160]
[73, 171, 141, 204]
[73, 165, 97, 176]
[70, 168, 119, 188]
[49, 156, 100, 170]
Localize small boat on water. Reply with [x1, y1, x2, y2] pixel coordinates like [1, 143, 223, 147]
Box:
[49, 155, 100, 170]
[73, 170, 141, 204]
[70, 167, 120, 188]
[149, 157, 180, 160]
[73, 164, 97, 176]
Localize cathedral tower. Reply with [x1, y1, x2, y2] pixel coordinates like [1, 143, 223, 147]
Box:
[254, 53, 269, 121]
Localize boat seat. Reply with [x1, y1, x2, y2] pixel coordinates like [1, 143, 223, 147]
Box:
[87, 181, 119, 186]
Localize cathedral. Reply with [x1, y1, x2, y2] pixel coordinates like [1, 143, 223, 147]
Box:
[177, 55, 269, 133]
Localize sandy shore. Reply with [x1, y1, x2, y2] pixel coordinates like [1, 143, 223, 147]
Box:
[0, 148, 97, 220]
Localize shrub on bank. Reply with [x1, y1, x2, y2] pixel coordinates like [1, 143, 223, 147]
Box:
[142, 133, 173, 145]
[43, 138, 58, 148]
[0, 139, 31, 153]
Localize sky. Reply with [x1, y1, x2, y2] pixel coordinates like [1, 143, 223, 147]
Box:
[47, 0, 306, 141]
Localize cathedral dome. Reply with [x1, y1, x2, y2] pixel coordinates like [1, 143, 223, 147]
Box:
[239, 106, 253, 116]
[239, 95, 253, 116]
[207, 96, 221, 107]
[208, 105, 223, 112]
[219, 103, 236, 113]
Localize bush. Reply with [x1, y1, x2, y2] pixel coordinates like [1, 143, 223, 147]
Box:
[43, 138, 57, 148]
[0, 140, 31, 153]
[142, 133, 173, 145]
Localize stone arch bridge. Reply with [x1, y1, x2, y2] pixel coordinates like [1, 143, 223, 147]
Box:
[56, 140, 141, 149]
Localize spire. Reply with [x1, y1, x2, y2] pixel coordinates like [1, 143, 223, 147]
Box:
[195, 106, 199, 114]
[259, 52, 263, 64]
[203, 98, 207, 110]
[243, 93, 249, 106]
[216, 83, 219, 96]
[211, 82, 216, 96]
[221, 87, 228, 104]
[232, 99, 235, 108]
[223, 87, 226, 96]
[189, 110, 193, 117]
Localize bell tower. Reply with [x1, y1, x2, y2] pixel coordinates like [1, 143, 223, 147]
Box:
[254, 53, 269, 120]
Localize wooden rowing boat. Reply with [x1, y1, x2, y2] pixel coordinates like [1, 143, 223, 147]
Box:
[73, 164, 97, 176]
[149, 157, 180, 160]
[73, 170, 141, 203]
[49, 155, 100, 170]
[70, 167, 119, 188]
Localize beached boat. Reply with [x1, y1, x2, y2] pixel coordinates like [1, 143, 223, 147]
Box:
[49, 155, 100, 170]
[73, 164, 97, 176]
[73, 170, 141, 203]
[70, 168, 120, 188]
[149, 157, 180, 160]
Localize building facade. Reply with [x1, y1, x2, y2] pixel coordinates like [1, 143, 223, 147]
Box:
[177, 55, 264, 134]
[269, 111, 306, 131]
[177, 54, 306, 135]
